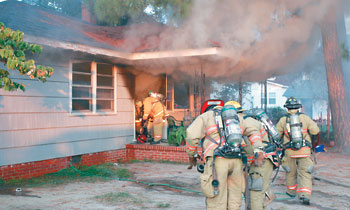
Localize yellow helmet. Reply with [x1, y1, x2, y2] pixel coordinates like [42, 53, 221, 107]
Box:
[224, 101, 245, 112]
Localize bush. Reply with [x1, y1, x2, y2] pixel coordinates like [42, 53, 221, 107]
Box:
[266, 107, 286, 124]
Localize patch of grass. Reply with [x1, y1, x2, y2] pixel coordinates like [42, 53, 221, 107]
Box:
[157, 203, 171, 208]
[95, 192, 143, 205]
[0, 163, 133, 188]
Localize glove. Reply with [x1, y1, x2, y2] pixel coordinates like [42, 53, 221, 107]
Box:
[254, 152, 265, 167]
[187, 156, 197, 169]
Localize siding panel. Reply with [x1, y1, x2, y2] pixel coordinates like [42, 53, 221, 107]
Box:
[0, 96, 69, 113]
[117, 86, 133, 99]
[0, 80, 69, 97]
[0, 123, 134, 148]
[0, 136, 133, 166]
[0, 111, 133, 131]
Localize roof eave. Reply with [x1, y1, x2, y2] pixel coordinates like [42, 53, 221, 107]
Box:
[25, 35, 226, 62]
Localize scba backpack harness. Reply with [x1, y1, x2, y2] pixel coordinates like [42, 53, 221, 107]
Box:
[285, 113, 312, 150]
[198, 105, 244, 196]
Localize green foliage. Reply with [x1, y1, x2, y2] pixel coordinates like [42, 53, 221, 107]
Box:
[95, 192, 144, 205]
[341, 43, 350, 61]
[0, 163, 132, 188]
[83, 0, 193, 26]
[0, 22, 54, 91]
[266, 107, 286, 124]
[157, 203, 171, 208]
[211, 82, 251, 103]
[168, 126, 186, 146]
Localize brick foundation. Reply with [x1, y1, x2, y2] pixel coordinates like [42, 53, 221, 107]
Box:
[126, 144, 189, 162]
[0, 144, 191, 181]
[0, 149, 126, 181]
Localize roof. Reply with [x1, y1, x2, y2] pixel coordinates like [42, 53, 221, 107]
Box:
[0, 1, 171, 53]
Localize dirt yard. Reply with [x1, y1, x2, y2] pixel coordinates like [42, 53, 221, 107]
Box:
[0, 152, 349, 210]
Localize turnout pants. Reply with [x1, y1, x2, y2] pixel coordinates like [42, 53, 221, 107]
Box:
[201, 157, 244, 210]
[152, 117, 163, 142]
[248, 159, 274, 210]
[283, 156, 314, 199]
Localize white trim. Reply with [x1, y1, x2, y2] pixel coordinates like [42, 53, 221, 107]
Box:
[70, 61, 117, 116]
[113, 66, 118, 113]
[91, 62, 97, 113]
[69, 60, 73, 114]
[24, 35, 224, 61]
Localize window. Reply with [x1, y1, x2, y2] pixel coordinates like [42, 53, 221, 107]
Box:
[71, 62, 116, 113]
[166, 76, 189, 110]
[269, 92, 276, 105]
[174, 81, 189, 109]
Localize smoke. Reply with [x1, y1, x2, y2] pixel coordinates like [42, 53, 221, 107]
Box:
[125, 0, 346, 82]
[168, 0, 341, 81]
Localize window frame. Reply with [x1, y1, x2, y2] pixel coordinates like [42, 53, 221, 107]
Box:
[268, 92, 276, 105]
[166, 75, 190, 111]
[69, 61, 117, 115]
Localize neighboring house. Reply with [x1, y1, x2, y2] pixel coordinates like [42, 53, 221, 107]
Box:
[244, 79, 288, 110]
[0, 1, 227, 177]
[283, 72, 328, 120]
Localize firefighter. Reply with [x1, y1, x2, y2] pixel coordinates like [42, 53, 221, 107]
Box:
[186, 101, 265, 210]
[230, 101, 278, 210]
[143, 91, 169, 144]
[135, 101, 143, 135]
[276, 97, 320, 205]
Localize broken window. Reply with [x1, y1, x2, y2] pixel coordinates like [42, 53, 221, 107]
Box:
[71, 62, 116, 113]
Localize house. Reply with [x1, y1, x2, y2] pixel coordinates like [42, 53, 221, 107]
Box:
[246, 78, 288, 110]
[0, 1, 238, 179]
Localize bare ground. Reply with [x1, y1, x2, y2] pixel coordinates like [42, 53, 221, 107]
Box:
[0, 152, 349, 210]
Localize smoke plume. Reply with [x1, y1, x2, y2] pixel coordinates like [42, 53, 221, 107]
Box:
[128, 0, 344, 82]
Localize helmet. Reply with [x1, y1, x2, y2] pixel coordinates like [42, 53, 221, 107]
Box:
[200, 99, 224, 114]
[224, 101, 245, 112]
[135, 101, 143, 108]
[284, 97, 302, 109]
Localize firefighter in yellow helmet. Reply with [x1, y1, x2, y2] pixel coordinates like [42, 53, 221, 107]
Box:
[227, 101, 277, 210]
[142, 91, 169, 144]
[276, 97, 320, 205]
[185, 101, 264, 210]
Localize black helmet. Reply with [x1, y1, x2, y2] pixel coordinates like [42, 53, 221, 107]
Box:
[284, 97, 302, 109]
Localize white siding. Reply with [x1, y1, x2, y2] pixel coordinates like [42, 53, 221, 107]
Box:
[247, 82, 287, 109]
[0, 57, 135, 166]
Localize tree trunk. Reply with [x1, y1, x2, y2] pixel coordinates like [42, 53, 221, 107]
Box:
[321, 6, 350, 152]
[264, 80, 267, 113]
[238, 78, 243, 105]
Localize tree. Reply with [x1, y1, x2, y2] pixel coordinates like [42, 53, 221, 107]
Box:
[211, 82, 251, 104]
[82, 0, 193, 26]
[22, 0, 82, 18]
[0, 22, 53, 91]
[321, 6, 350, 152]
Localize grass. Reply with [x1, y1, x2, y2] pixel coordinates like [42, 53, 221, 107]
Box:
[157, 203, 171, 208]
[0, 163, 133, 188]
[95, 192, 143, 205]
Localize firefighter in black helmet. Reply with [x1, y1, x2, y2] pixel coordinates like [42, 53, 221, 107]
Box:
[276, 97, 320, 205]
